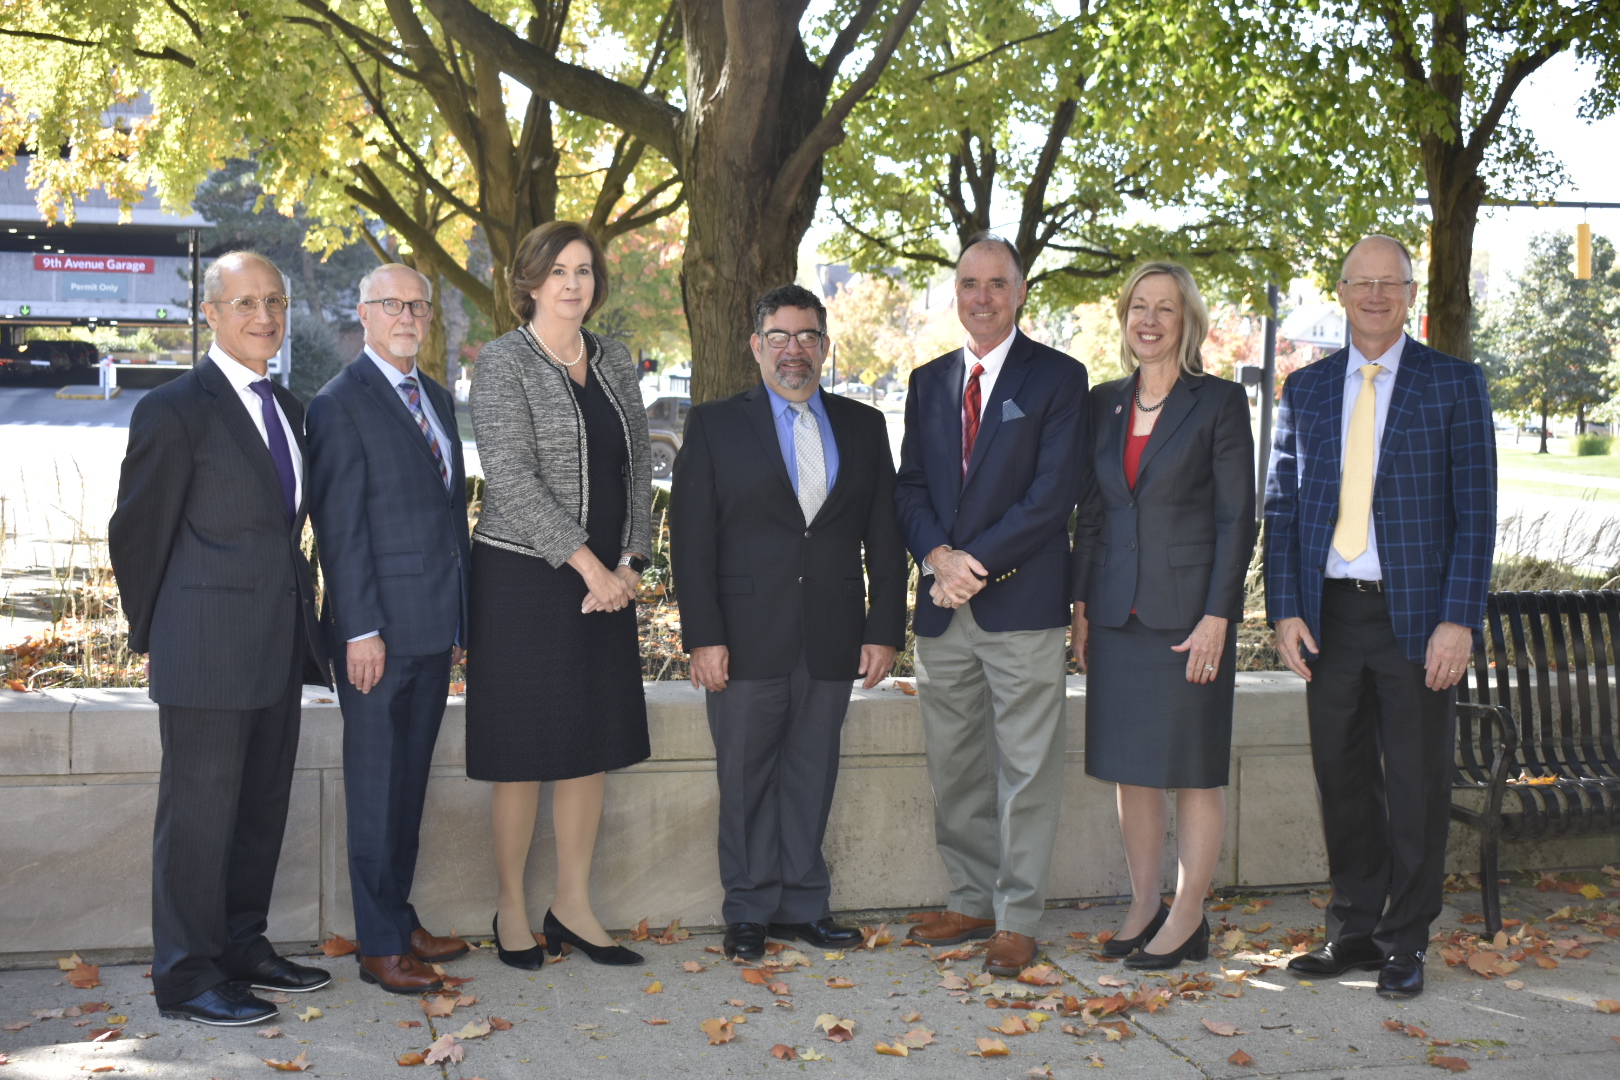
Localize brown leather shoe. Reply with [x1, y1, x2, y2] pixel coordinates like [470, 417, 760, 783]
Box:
[358, 953, 443, 994]
[982, 930, 1036, 976]
[410, 927, 469, 963]
[906, 911, 997, 946]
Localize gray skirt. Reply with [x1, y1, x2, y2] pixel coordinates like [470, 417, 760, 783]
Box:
[1084, 615, 1236, 789]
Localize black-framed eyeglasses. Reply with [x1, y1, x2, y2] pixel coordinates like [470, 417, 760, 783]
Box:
[363, 298, 434, 317]
[763, 329, 826, 349]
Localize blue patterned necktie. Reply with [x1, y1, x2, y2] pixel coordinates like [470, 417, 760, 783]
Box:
[398, 376, 450, 489]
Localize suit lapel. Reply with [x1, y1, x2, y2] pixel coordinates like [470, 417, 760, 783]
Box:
[1375, 339, 1432, 484]
[422, 375, 466, 502]
[196, 358, 289, 518]
[963, 334, 1031, 488]
[1318, 347, 1350, 475]
[743, 384, 797, 503]
[1134, 375, 1202, 483]
[355, 353, 451, 493]
[812, 390, 856, 524]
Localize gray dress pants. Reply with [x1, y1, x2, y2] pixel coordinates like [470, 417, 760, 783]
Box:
[706, 654, 853, 925]
[915, 602, 1068, 937]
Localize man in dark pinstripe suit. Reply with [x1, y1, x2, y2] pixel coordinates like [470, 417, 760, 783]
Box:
[110, 252, 331, 1026]
[1265, 234, 1497, 999]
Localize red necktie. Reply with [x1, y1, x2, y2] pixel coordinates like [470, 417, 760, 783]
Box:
[962, 362, 985, 477]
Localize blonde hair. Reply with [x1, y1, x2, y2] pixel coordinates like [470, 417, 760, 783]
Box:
[1115, 261, 1209, 377]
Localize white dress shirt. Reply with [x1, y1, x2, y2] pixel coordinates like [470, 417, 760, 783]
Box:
[961, 327, 1019, 418]
[363, 345, 452, 455]
[1326, 333, 1406, 580]
[209, 343, 302, 510]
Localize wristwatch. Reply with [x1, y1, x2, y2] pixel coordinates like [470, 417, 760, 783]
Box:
[619, 554, 650, 574]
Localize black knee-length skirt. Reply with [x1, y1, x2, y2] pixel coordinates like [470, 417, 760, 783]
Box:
[464, 542, 650, 782]
[1084, 615, 1236, 789]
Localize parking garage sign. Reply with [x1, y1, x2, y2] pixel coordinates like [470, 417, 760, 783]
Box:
[33, 254, 155, 273]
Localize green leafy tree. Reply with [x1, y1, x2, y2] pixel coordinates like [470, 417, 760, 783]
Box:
[1293, 0, 1620, 362]
[824, 0, 1421, 314]
[1479, 230, 1618, 453]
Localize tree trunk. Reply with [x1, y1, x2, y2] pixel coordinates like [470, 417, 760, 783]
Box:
[1421, 168, 1482, 362]
[1539, 399, 1550, 454]
[1577, 403, 1586, 435]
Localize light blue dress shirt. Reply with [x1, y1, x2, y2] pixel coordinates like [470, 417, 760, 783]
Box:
[764, 385, 839, 494]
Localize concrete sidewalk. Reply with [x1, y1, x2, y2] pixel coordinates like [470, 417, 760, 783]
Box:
[1, 882, 1616, 1079]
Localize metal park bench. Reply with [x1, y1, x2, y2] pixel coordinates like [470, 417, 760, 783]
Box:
[1453, 590, 1620, 933]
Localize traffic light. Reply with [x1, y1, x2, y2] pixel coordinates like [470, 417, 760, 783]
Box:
[1575, 223, 1592, 280]
[639, 356, 656, 374]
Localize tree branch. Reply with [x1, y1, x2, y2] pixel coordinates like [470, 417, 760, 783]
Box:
[345, 172, 495, 314]
[762, 0, 924, 238]
[831, 206, 957, 270]
[163, 0, 204, 42]
[923, 18, 1078, 82]
[0, 27, 195, 67]
[599, 182, 684, 243]
[418, 0, 681, 160]
[821, 0, 882, 81]
[1460, 44, 1561, 179]
[1376, 1, 1428, 88]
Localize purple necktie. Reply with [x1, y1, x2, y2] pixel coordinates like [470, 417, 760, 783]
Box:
[248, 380, 297, 521]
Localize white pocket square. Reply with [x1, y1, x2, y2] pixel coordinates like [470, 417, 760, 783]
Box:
[1001, 399, 1025, 421]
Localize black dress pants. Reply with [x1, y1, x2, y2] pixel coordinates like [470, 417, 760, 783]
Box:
[1306, 583, 1455, 956]
[151, 650, 304, 1007]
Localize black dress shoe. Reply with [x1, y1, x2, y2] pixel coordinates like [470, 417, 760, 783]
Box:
[1375, 952, 1424, 998]
[492, 913, 545, 971]
[159, 982, 279, 1026]
[1287, 939, 1386, 977]
[1125, 916, 1210, 970]
[724, 922, 767, 960]
[1102, 902, 1169, 958]
[230, 954, 331, 993]
[767, 918, 862, 948]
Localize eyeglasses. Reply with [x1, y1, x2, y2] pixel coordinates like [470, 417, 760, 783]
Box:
[763, 329, 826, 349]
[209, 295, 291, 316]
[363, 298, 434, 317]
[1340, 277, 1414, 296]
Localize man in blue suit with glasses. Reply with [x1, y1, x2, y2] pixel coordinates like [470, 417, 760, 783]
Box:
[1265, 234, 1497, 999]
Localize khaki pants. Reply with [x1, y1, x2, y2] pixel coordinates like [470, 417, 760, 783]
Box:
[914, 602, 1067, 937]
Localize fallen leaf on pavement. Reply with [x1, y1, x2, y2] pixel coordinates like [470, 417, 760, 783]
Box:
[900, 1009, 922, 1023]
[318, 935, 357, 957]
[66, 964, 101, 990]
[263, 1053, 311, 1071]
[1017, 965, 1062, 987]
[770, 1045, 797, 1060]
[1202, 1018, 1244, 1036]
[644, 981, 663, 995]
[1591, 999, 1619, 1013]
[1026, 1068, 1054, 1078]
[861, 924, 893, 949]
[651, 919, 689, 945]
[397, 1020, 420, 1029]
[84, 1030, 119, 1043]
[422, 1035, 462, 1065]
[1099, 1021, 1132, 1041]
[396, 1053, 425, 1067]
[1229, 1049, 1255, 1066]
[972, 1037, 1009, 1057]
[629, 918, 650, 941]
[642, 1018, 668, 1025]
[740, 969, 767, 986]
[991, 1015, 1032, 1036]
[700, 1018, 736, 1045]
[488, 1017, 512, 1031]
[452, 1020, 491, 1040]
[825, 976, 855, 989]
[799, 1047, 827, 1060]
[1096, 974, 1131, 987]
[454, 995, 477, 1007]
[57, 952, 84, 971]
[683, 961, 704, 973]
[899, 1028, 935, 1049]
[1430, 1055, 1471, 1072]
[815, 1014, 855, 1042]
[0, 1023, 28, 1033]
[257, 1027, 283, 1039]
[874, 1042, 908, 1057]
[422, 997, 455, 1018]
[768, 981, 790, 996]
[293, 1007, 320, 1023]
[1087, 1054, 1106, 1067]
[934, 947, 975, 961]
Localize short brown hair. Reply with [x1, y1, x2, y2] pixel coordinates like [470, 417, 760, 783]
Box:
[507, 221, 610, 323]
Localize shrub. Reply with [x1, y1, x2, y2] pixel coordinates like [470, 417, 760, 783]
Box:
[1574, 433, 1612, 456]
[288, 318, 346, 403]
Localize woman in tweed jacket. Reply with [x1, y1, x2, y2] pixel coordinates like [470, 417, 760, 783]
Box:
[467, 221, 653, 970]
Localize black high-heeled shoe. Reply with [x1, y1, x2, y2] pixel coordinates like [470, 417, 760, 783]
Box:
[1124, 915, 1210, 970]
[492, 913, 544, 971]
[1102, 901, 1170, 957]
[543, 909, 643, 966]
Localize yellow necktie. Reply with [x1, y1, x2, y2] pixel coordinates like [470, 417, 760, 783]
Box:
[1333, 363, 1383, 561]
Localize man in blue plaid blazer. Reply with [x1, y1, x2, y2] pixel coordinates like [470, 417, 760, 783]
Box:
[1264, 235, 1496, 999]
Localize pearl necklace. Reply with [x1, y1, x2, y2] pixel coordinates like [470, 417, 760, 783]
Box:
[1134, 378, 1168, 413]
[532, 325, 585, 367]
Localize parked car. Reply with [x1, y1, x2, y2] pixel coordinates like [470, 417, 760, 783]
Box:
[645, 395, 690, 480]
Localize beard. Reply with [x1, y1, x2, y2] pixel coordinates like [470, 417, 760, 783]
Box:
[388, 333, 422, 358]
[774, 356, 816, 390]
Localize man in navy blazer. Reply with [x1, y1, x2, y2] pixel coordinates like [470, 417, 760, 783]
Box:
[895, 233, 1091, 976]
[1265, 234, 1496, 999]
[306, 264, 473, 994]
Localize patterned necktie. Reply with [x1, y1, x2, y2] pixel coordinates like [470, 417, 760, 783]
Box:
[1333, 363, 1384, 561]
[399, 376, 451, 490]
[962, 361, 986, 477]
[247, 380, 297, 520]
[790, 400, 827, 523]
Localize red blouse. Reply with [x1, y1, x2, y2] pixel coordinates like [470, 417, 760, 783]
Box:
[1124, 428, 1151, 491]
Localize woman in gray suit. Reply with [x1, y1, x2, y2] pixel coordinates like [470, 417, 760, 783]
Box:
[1071, 262, 1255, 970]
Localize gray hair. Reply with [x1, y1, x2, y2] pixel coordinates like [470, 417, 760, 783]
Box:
[201, 251, 283, 302]
[956, 231, 1024, 284]
[359, 262, 434, 303]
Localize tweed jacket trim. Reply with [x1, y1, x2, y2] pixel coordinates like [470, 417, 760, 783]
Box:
[469, 326, 653, 568]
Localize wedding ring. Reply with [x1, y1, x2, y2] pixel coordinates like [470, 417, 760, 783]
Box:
[1204, 663, 1214, 670]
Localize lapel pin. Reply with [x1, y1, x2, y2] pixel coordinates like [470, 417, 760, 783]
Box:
[1114, 404, 1122, 414]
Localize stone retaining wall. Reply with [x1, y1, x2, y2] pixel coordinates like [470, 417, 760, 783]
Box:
[3, 676, 1615, 955]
